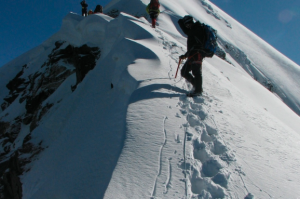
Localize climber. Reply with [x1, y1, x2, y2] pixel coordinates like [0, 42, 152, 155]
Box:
[146, 0, 160, 28]
[80, 0, 88, 17]
[88, 9, 94, 15]
[178, 15, 206, 96]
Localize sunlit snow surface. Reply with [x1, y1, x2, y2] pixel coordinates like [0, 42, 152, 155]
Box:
[1, 0, 300, 198]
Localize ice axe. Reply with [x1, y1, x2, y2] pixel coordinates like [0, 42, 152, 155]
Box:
[174, 58, 182, 78]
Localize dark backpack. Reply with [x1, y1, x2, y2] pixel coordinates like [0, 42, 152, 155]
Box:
[202, 24, 218, 57]
[94, 5, 102, 13]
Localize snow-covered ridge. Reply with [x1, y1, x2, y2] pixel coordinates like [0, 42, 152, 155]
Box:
[0, 0, 300, 198]
[105, 0, 300, 116]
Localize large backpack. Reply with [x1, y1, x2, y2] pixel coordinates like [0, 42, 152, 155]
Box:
[202, 24, 218, 57]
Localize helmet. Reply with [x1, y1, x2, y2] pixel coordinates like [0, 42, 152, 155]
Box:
[182, 15, 194, 26]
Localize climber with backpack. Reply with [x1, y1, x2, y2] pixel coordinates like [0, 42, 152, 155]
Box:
[94, 5, 103, 14]
[177, 15, 217, 96]
[146, 0, 160, 28]
[80, 0, 88, 17]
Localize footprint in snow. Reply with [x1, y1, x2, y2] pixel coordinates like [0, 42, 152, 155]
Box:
[189, 167, 227, 198]
[177, 89, 235, 197]
[189, 102, 208, 120]
[187, 113, 202, 127]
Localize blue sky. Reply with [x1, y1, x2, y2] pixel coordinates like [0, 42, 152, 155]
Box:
[210, 0, 300, 65]
[0, 0, 299, 67]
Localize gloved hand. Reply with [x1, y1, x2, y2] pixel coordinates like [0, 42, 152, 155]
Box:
[179, 54, 187, 59]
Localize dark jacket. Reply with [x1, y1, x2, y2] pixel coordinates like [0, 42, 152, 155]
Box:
[178, 20, 206, 57]
[80, 1, 88, 10]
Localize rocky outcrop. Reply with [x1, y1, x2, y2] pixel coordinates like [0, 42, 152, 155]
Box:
[0, 41, 101, 198]
[106, 9, 120, 18]
[215, 45, 227, 61]
[0, 152, 22, 199]
[1, 65, 29, 111]
[64, 44, 101, 90]
[0, 118, 22, 155]
[1, 41, 100, 131]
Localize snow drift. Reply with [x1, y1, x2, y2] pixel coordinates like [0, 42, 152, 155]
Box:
[0, 0, 300, 198]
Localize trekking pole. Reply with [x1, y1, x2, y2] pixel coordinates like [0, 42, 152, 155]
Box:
[175, 58, 182, 78]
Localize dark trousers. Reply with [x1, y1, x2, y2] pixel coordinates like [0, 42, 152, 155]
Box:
[82, 9, 87, 16]
[181, 53, 203, 92]
[151, 18, 157, 27]
[149, 12, 159, 28]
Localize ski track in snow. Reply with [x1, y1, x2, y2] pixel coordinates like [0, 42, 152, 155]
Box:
[163, 157, 172, 194]
[151, 116, 168, 199]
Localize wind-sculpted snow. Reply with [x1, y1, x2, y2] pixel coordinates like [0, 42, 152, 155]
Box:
[19, 12, 171, 199]
[104, 11, 300, 198]
[1, 0, 300, 198]
[0, 12, 157, 198]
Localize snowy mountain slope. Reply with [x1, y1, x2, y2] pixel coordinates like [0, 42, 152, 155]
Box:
[105, 0, 300, 117]
[0, 0, 300, 198]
